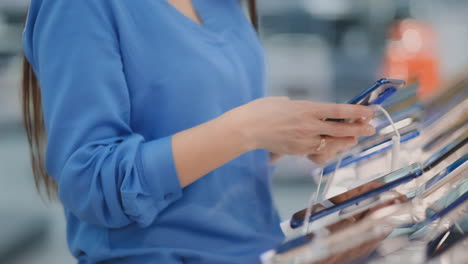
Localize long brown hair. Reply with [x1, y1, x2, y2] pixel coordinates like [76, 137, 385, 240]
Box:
[247, 0, 259, 32]
[22, 0, 259, 199]
[22, 56, 57, 199]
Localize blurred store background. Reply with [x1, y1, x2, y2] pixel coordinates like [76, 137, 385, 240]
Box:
[0, 0, 467, 263]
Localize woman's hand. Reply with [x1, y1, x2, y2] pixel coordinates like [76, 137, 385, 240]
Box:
[229, 97, 375, 162]
[172, 97, 375, 188]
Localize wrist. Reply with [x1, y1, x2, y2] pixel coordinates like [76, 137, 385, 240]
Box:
[219, 107, 259, 152]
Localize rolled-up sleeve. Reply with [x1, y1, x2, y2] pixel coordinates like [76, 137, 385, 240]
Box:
[25, 0, 182, 228]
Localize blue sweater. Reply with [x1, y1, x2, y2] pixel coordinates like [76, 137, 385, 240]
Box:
[23, 0, 284, 263]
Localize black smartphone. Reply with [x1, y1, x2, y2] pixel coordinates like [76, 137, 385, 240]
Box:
[426, 222, 468, 259]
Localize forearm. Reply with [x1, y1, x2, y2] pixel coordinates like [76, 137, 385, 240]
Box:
[172, 111, 253, 188]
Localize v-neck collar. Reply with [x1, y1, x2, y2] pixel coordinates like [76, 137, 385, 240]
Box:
[160, 0, 231, 43]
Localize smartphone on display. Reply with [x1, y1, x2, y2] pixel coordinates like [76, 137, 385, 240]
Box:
[422, 117, 468, 152]
[290, 163, 423, 229]
[300, 134, 467, 229]
[425, 184, 468, 223]
[422, 133, 467, 172]
[322, 129, 465, 177]
[420, 154, 467, 198]
[348, 78, 406, 105]
[426, 222, 468, 259]
[302, 137, 467, 227]
[327, 78, 406, 122]
[321, 129, 420, 176]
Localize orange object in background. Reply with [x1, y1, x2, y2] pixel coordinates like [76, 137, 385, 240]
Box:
[380, 19, 440, 99]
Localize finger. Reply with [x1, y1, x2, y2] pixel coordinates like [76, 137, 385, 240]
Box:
[320, 121, 376, 137]
[307, 137, 357, 163]
[325, 136, 357, 154]
[334, 136, 358, 153]
[302, 102, 374, 120]
[293, 134, 332, 156]
[311, 136, 356, 153]
[304, 135, 332, 155]
[309, 152, 337, 164]
[354, 116, 373, 125]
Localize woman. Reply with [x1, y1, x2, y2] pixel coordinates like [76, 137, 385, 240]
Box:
[22, 0, 375, 263]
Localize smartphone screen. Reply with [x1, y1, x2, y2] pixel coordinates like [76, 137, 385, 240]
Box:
[290, 163, 423, 229]
[300, 134, 467, 229]
[422, 117, 467, 152]
[426, 222, 468, 259]
[422, 132, 468, 172]
[420, 154, 467, 197]
[425, 182, 468, 223]
[348, 78, 406, 106]
[321, 129, 420, 176]
[326, 78, 405, 122]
